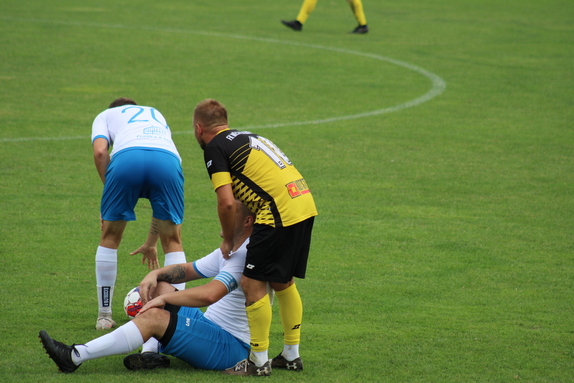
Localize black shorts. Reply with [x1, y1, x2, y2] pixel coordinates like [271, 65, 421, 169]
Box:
[244, 217, 315, 283]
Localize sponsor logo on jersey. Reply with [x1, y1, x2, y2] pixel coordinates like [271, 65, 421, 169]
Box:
[142, 126, 167, 136]
[286, 178, 311, 198]
[246, 264, 255, 269]
[206, 160, 212, 168]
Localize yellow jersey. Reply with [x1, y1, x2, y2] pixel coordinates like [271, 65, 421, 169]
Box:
[204, 129, 318, 227]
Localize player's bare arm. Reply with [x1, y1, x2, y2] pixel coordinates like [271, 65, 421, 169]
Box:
[92, 137, 110, 184]
[130, 218, 161, 270]
[139, 280, 230, 317]
[216, 183, 236, 259]
[139, 264, 196, 304]
[157, 264, 188, 284]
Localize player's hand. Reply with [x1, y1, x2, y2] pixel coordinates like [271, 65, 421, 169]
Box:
[137, 296, 166, 316]
[131, 243, 160, 270]
[138, 275, 158, 305]
[220, 239, 234, 260]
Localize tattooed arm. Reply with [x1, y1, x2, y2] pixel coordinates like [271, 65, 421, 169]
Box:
[138, 279, 229, 315]
[138, 262, 200, 305]
[137, 262, 228, 313]
[130, 218, 161, 270]
[156, 264, 189, 284]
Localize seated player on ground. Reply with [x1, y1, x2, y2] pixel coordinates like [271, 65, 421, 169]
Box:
[39, 201, 263, 373]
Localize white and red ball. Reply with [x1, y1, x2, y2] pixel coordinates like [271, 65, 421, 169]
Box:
[124, 287, 143, 318]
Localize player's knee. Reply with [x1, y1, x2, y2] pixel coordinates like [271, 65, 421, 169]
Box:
[133, 307, 170, 337]
[137, 307, 170, 323]
[153, 281, 177, 297]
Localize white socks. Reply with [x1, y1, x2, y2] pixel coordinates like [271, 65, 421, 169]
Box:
[250, 350, 269, 367]
[72, 321, 143, 365]
[164, 251, 186, 290]
[95, 246, 117, 316]
[96, 248, 185, 318]
[282, 344, 300, 361]
[141, 337, 161, 353]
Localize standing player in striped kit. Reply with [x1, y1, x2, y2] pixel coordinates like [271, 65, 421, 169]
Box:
[192, 99, 318, 376]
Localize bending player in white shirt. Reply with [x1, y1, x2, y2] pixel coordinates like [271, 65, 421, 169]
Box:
[91, 97, 187, 330]
[40, 201, 263, 373]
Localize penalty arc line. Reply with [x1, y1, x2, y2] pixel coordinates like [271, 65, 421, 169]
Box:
[0, 17, 446, 142]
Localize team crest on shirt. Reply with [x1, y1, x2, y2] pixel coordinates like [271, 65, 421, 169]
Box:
[286, 178, 311, 198]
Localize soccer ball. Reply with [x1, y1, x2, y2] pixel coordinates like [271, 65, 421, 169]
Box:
[124, 287, 143, 318]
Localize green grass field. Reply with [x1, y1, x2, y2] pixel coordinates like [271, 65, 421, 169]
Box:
[1, 0, 573, 382]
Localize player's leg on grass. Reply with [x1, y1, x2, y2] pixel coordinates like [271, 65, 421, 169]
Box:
[223, 276, 272, 376]
[149, 152, 186, 290]
[138, 282, 177, 356]
[240, 276, 272, 369]
[297, 0, 317, 24]
[40, 308, 170, 373]
[157, 219, 186, 291]
[271, 279, 304, 370]
[346, 0, 369, 33]
[281, 0, 317, 31]
[95, 219, 127, 330]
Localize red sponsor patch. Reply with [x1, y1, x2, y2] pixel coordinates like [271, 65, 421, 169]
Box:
[286, 179, 310, 198]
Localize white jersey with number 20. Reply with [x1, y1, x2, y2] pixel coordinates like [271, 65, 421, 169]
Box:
[91, 105, 181, 161]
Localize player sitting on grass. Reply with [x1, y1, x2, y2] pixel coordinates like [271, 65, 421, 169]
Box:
[39, 201, 281, 374]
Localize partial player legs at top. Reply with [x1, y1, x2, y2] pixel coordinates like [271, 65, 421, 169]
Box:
[281, 0, 369, 33]
[297, 0, 317, 24]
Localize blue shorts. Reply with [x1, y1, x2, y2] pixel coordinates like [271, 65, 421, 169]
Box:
[159, 306, 250, 370]
[101, 148, 184, 224]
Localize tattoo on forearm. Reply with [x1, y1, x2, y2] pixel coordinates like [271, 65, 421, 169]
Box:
[158, 265, 186, 283]
[150, 219, 159, 235]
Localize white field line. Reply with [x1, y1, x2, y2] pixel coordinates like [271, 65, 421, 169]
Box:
[0, 17, 446, 143]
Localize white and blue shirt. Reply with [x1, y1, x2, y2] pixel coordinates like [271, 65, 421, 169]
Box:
[91, 105, 181, 161]
[193, 240, 250, 345]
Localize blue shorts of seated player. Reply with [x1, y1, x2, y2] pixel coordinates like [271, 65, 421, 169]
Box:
[159, 305, 249, 370]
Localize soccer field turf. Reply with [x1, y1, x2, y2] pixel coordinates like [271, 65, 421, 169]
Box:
[0, 0, 572, 382]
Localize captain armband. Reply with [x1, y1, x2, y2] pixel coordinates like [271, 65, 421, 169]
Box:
[214, 271, 239, 293]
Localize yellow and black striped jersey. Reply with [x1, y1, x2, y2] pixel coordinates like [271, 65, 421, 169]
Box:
[204, 129, 317, 228]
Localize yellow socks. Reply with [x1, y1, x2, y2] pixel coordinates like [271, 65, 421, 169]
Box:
[246, 294, 272, 353]
[348, 0, 368, 26]
[297, 0, 318, 24]
[245, 285, 303, 365]
[276, 283, 303, 345]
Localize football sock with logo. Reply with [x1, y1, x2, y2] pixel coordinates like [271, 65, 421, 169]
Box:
[95, 246, 117, 316]
[296, 0, 317, 24]
[164, 251, 187, 291]
[246, 294, 271, 366]
[72, 321, 144, 365]
[348, 0, 368, 26]
[276, 283, 303, 359]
